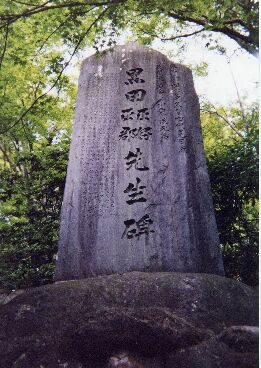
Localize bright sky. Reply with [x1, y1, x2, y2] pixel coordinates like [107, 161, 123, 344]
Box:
[151, 35, 259, 106]
[71, 32, 259, 107]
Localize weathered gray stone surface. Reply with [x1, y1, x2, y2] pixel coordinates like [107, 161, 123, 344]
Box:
[55, 44, 224, 281]
[0, 273, 258, 367]
[167, 326, 259, 368]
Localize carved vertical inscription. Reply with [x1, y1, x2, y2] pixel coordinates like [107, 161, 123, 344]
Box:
[55, 44, 224, 281]
[170, 64, 186, 152]
[80, 76, 117, 217]
[155, 64, 170, 140]
[120, 67, 155, 239]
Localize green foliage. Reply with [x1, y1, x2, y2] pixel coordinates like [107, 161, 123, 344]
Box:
[201, 103, 259, 286]
[0, 0, 258, 290]
[0, 12, 76, 288]
[0, 0, 259, 59]
[0, 137, 70, 289]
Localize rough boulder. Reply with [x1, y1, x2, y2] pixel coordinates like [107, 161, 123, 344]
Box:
[0, 272, 258, 367]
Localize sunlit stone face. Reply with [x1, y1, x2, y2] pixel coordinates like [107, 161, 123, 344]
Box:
[55, 44, 224, 281]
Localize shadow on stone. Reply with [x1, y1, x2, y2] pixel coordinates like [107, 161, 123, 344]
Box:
[61, 308, 207, 365]
[0, 272, 258, 368]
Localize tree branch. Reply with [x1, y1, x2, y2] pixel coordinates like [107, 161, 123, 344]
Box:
[36, 5, 96, 53]
[226, 57, 248, 131]
[0, 22, 9, 72]
[168, 11, 258, 55]
[0, 1, 123, 29]
[0, 144, 14, 169]
[0, 8, 108, 135]
[9, 0, 43, 6]
[202, 104, 245, 139]
[138, 27, 204, 41]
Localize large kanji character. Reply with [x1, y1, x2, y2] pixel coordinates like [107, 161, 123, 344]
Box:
[125, 89, 146, 102]
[124, 177, 147, 205]
[121, 214, 155, 239]
[136, 127, 152, 140]
[125, 68, 145, 85]
[119, 127, 131, 140]
[137, 108, 150, 121]
[124, 148, 149, 171]
[121, 108, 134, 121]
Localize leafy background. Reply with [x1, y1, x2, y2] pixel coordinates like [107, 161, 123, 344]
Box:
[0, 0, 258, 290]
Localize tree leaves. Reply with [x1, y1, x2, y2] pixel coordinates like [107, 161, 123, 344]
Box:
[202, 103, 259, 286]
[0, 0, 258, 289]
[0, 137, 70, 290]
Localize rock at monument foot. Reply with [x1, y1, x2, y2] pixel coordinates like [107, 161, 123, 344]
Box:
[0, 272, 258, 368]
[55, 43, 224, 281]
[167, 326, 259, 368]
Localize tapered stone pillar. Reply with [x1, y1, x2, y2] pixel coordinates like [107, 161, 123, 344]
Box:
[55, 44, 224, 280]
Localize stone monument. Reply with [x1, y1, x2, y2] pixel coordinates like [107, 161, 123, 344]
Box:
[55, 44, 224, 281]
[1, 45, 258, 368]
